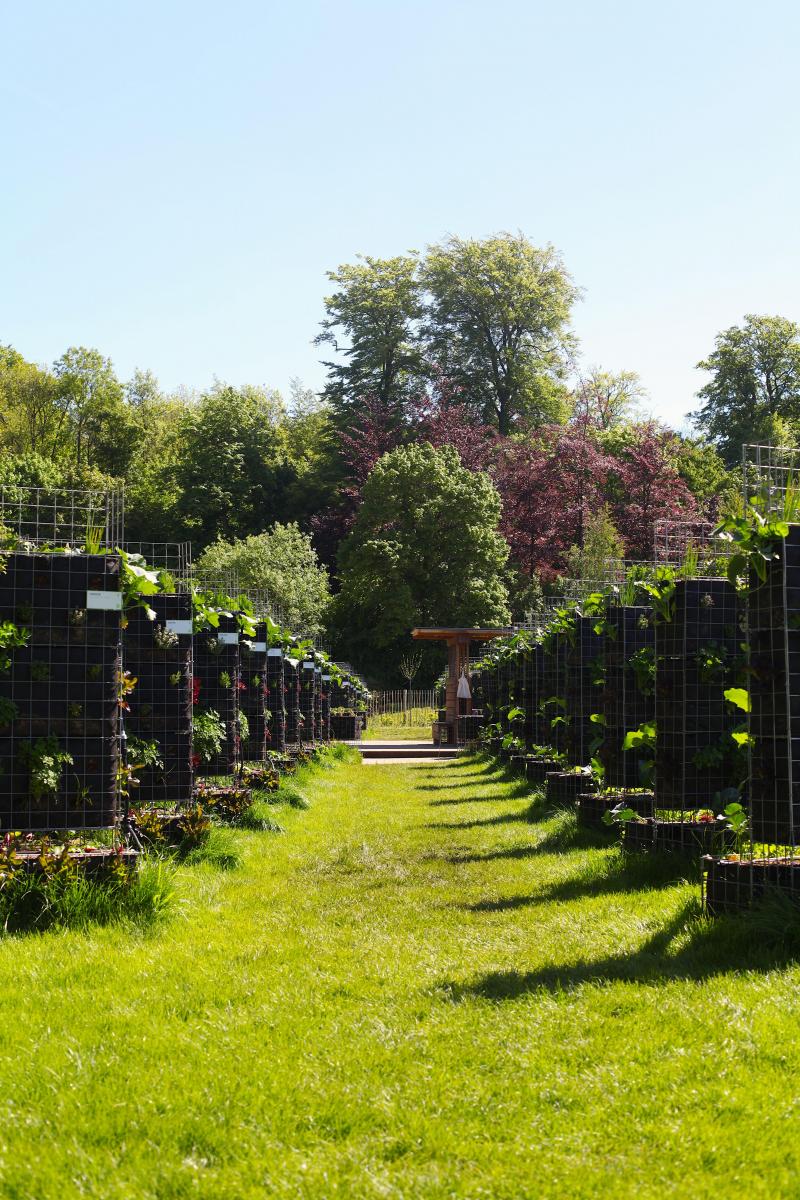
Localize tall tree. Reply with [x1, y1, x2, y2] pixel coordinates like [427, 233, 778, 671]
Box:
[173, 384, 295, 550]
[333, 443, 510, 681]
[53, 346, 137, 475]
[572, 367, 646, 431]
[196, 522, 331, 634]
[421, 233, 577, 434]
[315, 254, 423, 419]
[691, 314, 800, 465]
[0, 351, 68, 459]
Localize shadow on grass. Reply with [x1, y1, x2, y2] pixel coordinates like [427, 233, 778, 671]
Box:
[426, 803, 541, 831]
[461, 851, 690, 912]
[440, 895, 800, 996]
[428, 785, 540, 806]
[440, 806, 598, 862]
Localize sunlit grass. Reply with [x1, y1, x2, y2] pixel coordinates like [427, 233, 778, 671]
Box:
[1, 751, 799, 1197]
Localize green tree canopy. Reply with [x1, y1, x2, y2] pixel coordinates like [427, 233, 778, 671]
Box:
[333, 442, 511, 681]
[691, 314, 800, 465]
[421, 233, 577, 434]
[196, 522, 331, 634]
[172, 384, 294, 549]
[315, 254, 423, 419]
[53, 346, 139, 475]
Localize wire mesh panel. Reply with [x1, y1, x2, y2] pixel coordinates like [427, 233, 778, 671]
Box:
[299, 659, 317, 744]
[238, 621, 268, 764]
[320, 672, 332, 742]
[193, 616, 240, 775]
[565, 615, 604, 766]
[655, 579, 741, 822]
[747, 523, 800, 847]
[0, 553, 121, 830]
[742, 443, 800, 511]
[121, 543, 193, 590]
[0, 486, 124, 549]
[602, 606, 655, 789]
[313, 666, 323, 741]
[265, 649, 286, 753]
[124, 594, 193, 809]
[540, 637, 567, 755]
[284, 658, 300, 746]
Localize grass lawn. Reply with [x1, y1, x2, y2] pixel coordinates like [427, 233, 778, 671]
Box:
[2, 752, 800, 1197]
[362, 722, 432, 741]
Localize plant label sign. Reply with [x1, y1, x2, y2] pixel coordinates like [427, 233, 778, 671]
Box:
[86, 590, 123, 611]
[303, 662, 314, 670]
[249, 641, 267, 652]
[267, 649, 283, 658]
[166, 620, 193, 635]
[218, 632, 239, 645]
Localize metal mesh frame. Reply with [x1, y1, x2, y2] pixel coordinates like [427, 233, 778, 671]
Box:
[654, 578, 742, 821]
[238, 621, 268, 764]
[0, 552, 122, 831]
[601, 605, 655, 789]
[192, 616, 241, 776]
[0, 486, 124, 549]
[121, 542, 193, 590]
[742, 443, 800, 511]
[124, 594, 193, 809]
[565, 615, 604, 767]
[283, 658, 300, 746]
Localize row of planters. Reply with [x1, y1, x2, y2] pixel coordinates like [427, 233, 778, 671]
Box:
[0, 544, 370, 876]
[475, 532, 786, 913]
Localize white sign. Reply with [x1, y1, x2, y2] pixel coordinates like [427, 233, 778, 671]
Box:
[249, 641, 267, 653]
[302, 661, 314, 670]
[267, 649, 283, 658]
[86, 590, 123, 611]
[166, 619, 193, 635]
[218, 631, 239, 645]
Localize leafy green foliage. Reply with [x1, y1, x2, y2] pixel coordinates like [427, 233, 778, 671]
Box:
[192, 709, 227, 764]
[333, 443, 511, 682]
[196, 523, 331, 635]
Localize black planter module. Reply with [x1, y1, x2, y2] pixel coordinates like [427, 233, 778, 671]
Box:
[193, 615, 240, 776]
[283, 657, 300, 746]
[266, 649, 286, 752]
[0, 552, 122, 831]
[238, 621, 268, 764]
[601, 606, 654, 789]
[655, 578, 741, 816]
[124, 593, 193, 809]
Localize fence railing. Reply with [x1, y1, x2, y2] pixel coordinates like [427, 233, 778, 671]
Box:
[369, 689, 438, 717]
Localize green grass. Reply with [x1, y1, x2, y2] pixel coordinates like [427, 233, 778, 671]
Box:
[362, 722, 432, 741]
[2, 752, 800, 1197]
[363, 707, 436, 741]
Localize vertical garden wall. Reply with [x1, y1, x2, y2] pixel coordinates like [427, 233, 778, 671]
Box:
[238, 621, 268, 764]
[124, 593, 193, 810]
[266, 647, 286, 753]
[193, 615, 240, 775]
[654, 577, 741, 819]
[565, 614, 604, 767]
[601, 604, 655, 789]
[284, 656, 300, 746]
[0, 552, 122, 831]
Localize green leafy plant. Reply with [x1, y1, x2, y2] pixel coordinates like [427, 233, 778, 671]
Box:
[127, 737, 163, 772]
[715, 508, 791, 587]
[0, 698, 18, 727]
[20, 737, 74, 802]
[193, 709, 227, 764]
[0, 620, 30, 672]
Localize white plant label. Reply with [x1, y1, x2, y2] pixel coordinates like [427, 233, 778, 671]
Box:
[218, 631, 239, 645]
[249, 641, 267, 652]
[166, 619, 193, 635]
[86, 590, 123, 611]
[267, 649, 283, 658]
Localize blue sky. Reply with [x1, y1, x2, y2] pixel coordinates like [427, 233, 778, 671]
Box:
[1, 0, 798, 428]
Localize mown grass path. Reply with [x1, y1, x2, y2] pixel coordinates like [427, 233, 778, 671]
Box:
[2, 754, 800, 1198]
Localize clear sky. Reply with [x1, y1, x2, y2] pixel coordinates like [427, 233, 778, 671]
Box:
[2, 0, 799, 429]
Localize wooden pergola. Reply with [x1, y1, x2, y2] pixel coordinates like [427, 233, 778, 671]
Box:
[412, 626, 512, 743]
